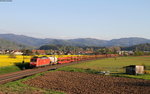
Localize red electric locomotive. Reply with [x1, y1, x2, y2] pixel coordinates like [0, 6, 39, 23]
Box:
[30, 56, 50, 67]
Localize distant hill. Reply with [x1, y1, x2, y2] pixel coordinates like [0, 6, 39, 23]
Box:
[0, 34, 72, 47]
[0, 34, 107, 47]
[0, 34, 150, 47]
[68, 38, 107, 46]
[0, 38, 31, 50]
[121, 43, 150, 51]
[107, 37, 150, 47]
[0, 34, 45, 46]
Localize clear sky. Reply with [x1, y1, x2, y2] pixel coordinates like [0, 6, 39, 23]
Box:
[0, 0, 150, 40]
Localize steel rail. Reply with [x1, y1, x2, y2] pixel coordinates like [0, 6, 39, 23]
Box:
[0, 57, 106, 84]
[0, 60, 84, 84]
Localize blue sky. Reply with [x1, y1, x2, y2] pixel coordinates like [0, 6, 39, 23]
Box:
[0, 0, 150, 40]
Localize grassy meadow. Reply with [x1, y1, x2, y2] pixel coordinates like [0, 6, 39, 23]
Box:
[58, 56, 150, 80]
[60, 56, 150, 72]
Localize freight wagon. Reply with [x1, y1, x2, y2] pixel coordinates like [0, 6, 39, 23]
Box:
[30, 54, 118, 68]
[49, 56, 58, 64]
[57, 57, 72, 64]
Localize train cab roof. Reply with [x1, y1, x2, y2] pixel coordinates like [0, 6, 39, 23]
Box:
[32, 56, 49, 59]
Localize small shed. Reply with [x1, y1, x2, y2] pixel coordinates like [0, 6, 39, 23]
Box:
[126, 65, 144, 75]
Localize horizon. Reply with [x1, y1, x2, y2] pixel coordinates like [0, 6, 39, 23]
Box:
[0, 0, 150, 40]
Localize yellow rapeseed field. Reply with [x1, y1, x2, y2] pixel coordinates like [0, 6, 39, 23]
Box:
[0, 55, 81, 67]
[0, 55, 31, 67]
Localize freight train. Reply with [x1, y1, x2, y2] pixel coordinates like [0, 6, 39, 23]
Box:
[30, 54, 118, 67]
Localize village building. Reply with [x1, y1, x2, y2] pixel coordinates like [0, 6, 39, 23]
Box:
[32, 50, 46, 55]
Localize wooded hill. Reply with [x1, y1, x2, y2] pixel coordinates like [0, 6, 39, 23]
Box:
[0, 33, 150, 50]
[0, 34, 150, 47]
[121, 43, 150, 51]
[0, 38, 32, 50]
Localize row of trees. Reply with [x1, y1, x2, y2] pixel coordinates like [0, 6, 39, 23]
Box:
[39, 45, 121, 55]
[6, 43, 150, 56]
[121, 43, 150, 51]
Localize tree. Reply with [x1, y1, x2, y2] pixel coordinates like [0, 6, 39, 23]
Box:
[134, 51, 144, 56]
[21, 49, 33, 55]
[39, 45, 58, 50]
[9, 54, 16, 58]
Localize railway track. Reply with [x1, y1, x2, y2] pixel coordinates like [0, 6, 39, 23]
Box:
[0, 60, 87, 84]
[0, 57, 108, 84]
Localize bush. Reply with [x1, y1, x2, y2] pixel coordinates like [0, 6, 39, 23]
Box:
[134, 51, 144, 56]
[9, 54, 16, 58]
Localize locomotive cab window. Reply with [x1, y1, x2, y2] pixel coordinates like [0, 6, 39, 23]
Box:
[31, 58, 37, 62]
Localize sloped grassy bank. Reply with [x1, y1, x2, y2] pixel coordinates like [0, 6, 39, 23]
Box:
[0, 71, 64, 94]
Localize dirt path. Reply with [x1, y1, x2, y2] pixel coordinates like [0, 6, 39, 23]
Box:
[24, 71, 150, 94]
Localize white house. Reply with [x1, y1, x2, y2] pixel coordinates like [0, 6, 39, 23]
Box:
[13, 51, 23, 55]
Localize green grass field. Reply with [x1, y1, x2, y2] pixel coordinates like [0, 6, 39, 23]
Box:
[60, 56, 150, 72]
[58, 56, 150, 80]
[0, 63, 30, 75]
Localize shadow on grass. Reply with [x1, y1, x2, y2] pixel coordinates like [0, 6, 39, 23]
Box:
[0, 62, 31, 75]
[145, 66, 150, 70]
[14, 63, 31, 70]
[111, 73, 126, 75]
